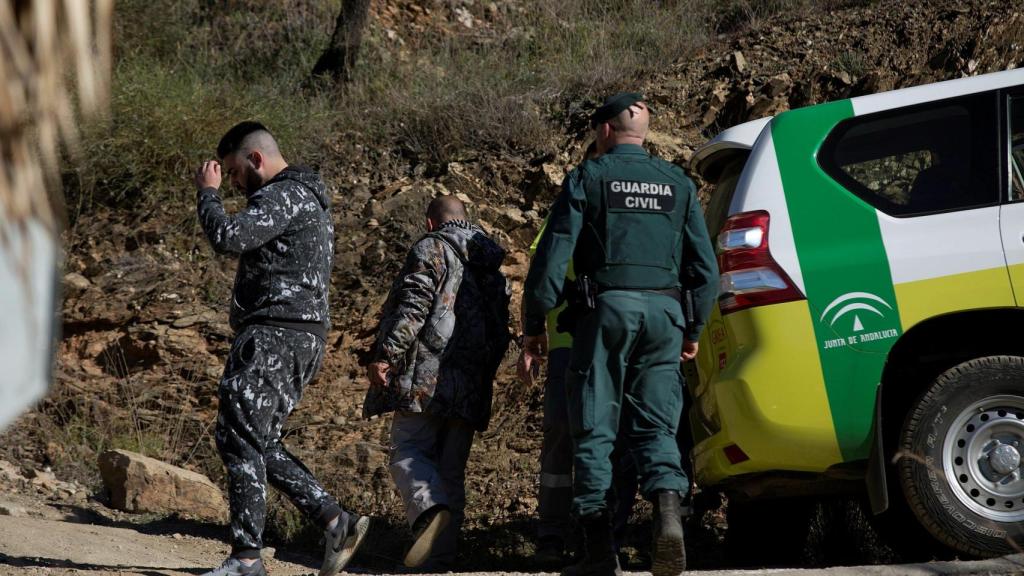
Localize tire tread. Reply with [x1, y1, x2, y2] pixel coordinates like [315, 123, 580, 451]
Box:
[898, 355, 1024, 558]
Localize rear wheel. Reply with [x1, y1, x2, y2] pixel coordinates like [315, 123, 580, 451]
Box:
[899, 356, 1024, 557]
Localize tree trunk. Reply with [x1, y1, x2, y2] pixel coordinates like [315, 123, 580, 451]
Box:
[312, 0, 372, 82]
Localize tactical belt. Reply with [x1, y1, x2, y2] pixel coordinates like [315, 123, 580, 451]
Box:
[602, 286, 691, 322]
[587, 278, 692, 323]
[557, 280, 689, 334]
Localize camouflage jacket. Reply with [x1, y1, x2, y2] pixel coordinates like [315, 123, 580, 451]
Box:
[197, 166, 334, 339]
[364, 220, 508, 430]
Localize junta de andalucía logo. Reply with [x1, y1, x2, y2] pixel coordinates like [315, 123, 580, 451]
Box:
[820, 291, 899, 350]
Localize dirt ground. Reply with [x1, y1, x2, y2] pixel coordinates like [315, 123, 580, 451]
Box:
[1, 503, 1022, 576]
[1, 469, 1022, 576]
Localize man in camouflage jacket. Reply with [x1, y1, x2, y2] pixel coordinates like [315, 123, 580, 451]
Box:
[365, 195, 509, 570]
[195, 121, 368, 576]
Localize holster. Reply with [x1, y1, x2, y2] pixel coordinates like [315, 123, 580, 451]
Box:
[682, 265, 697, 326]
[555, 275, 598, 335]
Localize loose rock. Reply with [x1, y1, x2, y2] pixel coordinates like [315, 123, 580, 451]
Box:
[0, 502, 27, 517]
[98, 449, 228, 522]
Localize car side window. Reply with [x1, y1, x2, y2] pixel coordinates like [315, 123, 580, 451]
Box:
[820, 92, 1000, 216]
[1011, 96, 1024, 201]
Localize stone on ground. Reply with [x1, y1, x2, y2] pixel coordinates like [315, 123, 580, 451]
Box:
[98, 449, 227, 522]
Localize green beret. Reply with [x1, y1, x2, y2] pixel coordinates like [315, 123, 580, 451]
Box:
[590, 92, 654, 127]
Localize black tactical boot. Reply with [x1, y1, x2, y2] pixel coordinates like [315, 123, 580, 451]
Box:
[561, 511, 621, 576]
[651, 490, 686, 576]
[534, 535, 568, 568]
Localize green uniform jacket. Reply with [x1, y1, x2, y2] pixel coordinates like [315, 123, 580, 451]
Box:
[523, 143, 719, 342]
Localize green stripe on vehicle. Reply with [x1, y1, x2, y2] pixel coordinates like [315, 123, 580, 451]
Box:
[773, 101, 903, 461]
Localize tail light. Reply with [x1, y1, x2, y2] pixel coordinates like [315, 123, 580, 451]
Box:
[717, 210, 804, 315]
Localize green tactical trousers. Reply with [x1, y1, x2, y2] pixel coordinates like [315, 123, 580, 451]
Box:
[566, 290, 689, 517]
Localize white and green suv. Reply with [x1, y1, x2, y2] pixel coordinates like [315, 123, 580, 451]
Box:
[690, 67, 1024, 558]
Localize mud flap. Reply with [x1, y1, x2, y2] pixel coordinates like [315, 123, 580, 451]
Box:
[866, 385, 889, 515]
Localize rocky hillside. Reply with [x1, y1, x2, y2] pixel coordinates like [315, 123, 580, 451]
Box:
[3, 0, 1023, 570]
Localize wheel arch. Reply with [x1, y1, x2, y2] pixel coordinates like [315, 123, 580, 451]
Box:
[867, 307, 1024, 514]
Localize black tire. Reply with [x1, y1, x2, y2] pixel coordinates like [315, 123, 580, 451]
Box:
[868, 473, 949, 562]
[898, 355, 1024, 557]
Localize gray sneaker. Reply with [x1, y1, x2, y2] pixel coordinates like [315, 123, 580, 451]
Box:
[320, 511, 371, 576]
[201, 557, 267, 576]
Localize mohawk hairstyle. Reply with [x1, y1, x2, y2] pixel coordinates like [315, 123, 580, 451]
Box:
[217, 121, 269, 159]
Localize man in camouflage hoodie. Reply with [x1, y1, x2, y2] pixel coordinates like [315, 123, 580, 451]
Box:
[365, 196, 510, 570]
[195, 121, 368, 576]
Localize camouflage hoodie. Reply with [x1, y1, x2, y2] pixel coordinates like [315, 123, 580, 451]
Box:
[365, 220, 508, 430]
[197, 165, 334, 339]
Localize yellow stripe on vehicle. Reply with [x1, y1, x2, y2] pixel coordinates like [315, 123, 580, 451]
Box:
[894, 266, 1016, 330]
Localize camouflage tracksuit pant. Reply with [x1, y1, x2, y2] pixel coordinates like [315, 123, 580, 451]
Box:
[215, 325, 343, 558]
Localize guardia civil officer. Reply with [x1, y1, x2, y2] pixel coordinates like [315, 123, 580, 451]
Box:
[520, 94, 719, 576]
[521, 142, 640, 569]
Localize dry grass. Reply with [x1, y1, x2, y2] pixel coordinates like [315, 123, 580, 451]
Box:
[65, 0, 828, 217]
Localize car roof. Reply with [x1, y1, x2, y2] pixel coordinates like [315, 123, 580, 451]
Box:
[851, 67, 1024, 115]
[691, 67, 1024, 180]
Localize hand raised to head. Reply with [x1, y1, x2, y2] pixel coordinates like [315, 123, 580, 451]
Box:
[195, 160, 222, 191]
